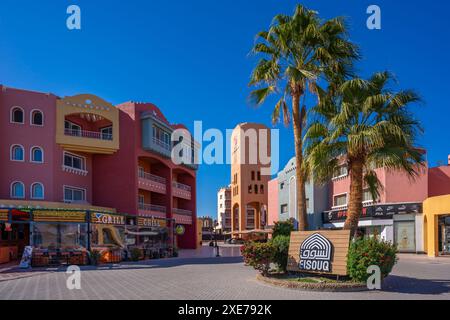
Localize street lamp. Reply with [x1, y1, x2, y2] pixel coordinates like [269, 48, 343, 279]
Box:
[214, 220, 220, 257]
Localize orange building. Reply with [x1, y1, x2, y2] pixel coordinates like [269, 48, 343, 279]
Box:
[230, 123, 271, 240]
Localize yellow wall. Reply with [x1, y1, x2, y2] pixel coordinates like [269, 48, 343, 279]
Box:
[56, 94, 120, 154]
[197, 219, 202, 248]
[423, 194, 450, 257]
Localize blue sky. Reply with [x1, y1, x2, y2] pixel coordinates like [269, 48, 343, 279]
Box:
[1, 0, 449, 219]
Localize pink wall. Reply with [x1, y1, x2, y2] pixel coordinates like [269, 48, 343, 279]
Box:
[268, 178, 279, 225]
[429, 165, 450, 197]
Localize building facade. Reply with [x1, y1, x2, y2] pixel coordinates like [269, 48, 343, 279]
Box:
[217, 186, 231, 233]
[230, 123, 271, 240]
[0, 85, 198, 265]
[323, 158, 428, 253]
[272, 157, 329, 230]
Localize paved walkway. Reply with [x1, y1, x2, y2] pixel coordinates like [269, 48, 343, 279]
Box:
[0, 248, 449, 300]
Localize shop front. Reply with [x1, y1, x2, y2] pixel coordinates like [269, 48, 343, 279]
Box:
[323, 202, 423, 253]
[423, 194, 450, 257]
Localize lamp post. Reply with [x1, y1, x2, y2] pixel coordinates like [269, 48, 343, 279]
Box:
[214, 220, 220, 257]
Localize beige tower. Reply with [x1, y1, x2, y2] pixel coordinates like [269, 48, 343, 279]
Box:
[230, 123, 271, 240]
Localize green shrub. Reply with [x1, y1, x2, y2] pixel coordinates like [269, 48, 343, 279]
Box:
[272, 220, 294, 238]
[240, 241, 275, 276]
[271, 235, 290, 272]
[347, 238, 398, 282]
[130, 248, 142, 261]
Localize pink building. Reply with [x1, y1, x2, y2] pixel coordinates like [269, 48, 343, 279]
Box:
[324, 159, 428, 253]
[0, 85, 198, 265]
[267, 178, 279, 227]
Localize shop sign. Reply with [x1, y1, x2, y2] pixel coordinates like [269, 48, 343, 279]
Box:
[33, 210, 86, 223]
[138, 217, 167, 228]
[0, 209, 8, 221]
[287, 230, 351, 276]
[323, 203, 423, 223]
[175, 225, 185, 236]
[91, 213, 125, 225]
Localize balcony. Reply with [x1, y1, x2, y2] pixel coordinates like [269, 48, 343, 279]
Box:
[173, 208, 193, 225]
[138, 170, 167, 194]
[172, 181, 192, 200]
[138, 203, 167, 218]
[56, 94, 120, 155]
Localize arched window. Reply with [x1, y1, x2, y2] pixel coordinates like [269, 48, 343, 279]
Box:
[254, 184, 258, 194]
[10, 145, 24, 161]
[11, 107, 24, 124]
[31, 110, 43, 126]
[31, 147, 44, 163]
[11, 181, 25, 199]
[31, 183, 44, 199]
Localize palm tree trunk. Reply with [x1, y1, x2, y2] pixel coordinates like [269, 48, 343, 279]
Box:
[292, 93, 308, 231]
[344, 158, 364, 238]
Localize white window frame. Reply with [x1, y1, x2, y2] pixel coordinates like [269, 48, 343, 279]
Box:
[30, 182, 45, 200]
[332, 192, 348, 209]
[362, 188, 374, 205]
[10, 106, 24, 124]
[332, 165, 349, 180]
[30, 109, 44, 126]
[10, 144, 25, 162]
[30, 146, 44, 163]
[63, 151, 86, 172]
[10, 181, 25, 199]
[63, 185, 87, 203]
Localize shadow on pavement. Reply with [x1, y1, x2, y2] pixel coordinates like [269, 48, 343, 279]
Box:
[383, 275, 450, 295]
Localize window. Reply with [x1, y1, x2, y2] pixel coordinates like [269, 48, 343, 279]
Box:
[31, 147, 44, 163]
[100, 126, 113, 140]
[138, 194, 145, 205]
[333, 194, 347, 207]
[280, 183, 284, 190]
[333, 165, 348, 179]
[64, 121, 81, 136]
[251, 171, 255, 180]
[281, 204, 288, 214]
[363, 189, 373, 202]
[31, 110, 43, 126]
[64, 152, 86, 171]
[11, 145, 24, 161]
[260, 185, 264, 194]
[11, 107, 24, 124]
[64, 186, 86, 203]
[257, 171, 261, 181]
[11, 181, 25, 199]
[254, 184, 258, 194]
[31, 183, 44, 199]
[248, 185, 252, 194]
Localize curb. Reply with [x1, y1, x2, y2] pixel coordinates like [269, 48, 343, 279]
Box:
[256, 274, 368, 292]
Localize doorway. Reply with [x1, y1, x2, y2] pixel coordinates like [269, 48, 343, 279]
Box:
[0, 223, 30, 262]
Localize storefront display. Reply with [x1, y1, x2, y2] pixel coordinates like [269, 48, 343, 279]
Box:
[394, 221, 416, 252]
[439, 216, 450, 255]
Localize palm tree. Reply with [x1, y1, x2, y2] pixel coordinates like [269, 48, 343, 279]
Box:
[249, 4, 358, 231]
[305, 71, 425, 237]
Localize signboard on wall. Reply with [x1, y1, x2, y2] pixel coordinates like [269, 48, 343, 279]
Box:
[0, 209, 8, 221]
[323, 203, 422, 223]
[33, 211, 86, 223]
[91, 213, 126, 225]
[137, 217, 167, 228]
[287, 230, 351, 276]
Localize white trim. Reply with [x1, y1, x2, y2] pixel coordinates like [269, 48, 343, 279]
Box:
[30, 182, 45, 200]
[10, 106, 24, 124]
[10, 144, 25, 162]
[63, 185, 87, 203]
[10, 181, 25, 199]
[63, 151, 87, 172]
[30, 146, 44, 163]
[30, 109, 44, 126]
[332, 192, 348, 209]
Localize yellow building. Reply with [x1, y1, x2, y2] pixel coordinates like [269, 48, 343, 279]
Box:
[423, 195, 450, 257]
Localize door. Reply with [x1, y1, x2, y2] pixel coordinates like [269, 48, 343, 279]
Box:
[394, 221, 416, 252]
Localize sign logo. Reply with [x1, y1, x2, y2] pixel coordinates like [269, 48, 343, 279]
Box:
[175, 225, 185, 236]
[93, 213, 125, 225]
[299, 233, 333, 273]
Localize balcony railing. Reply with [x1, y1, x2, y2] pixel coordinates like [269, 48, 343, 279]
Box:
[138, 203, 167, 213]
[172, 181, 191, 192]
[138, 170, 166, 184]
[65, 128, 113, 141]
[152, 137, 171, 150]
[173, 208, 192, 216]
